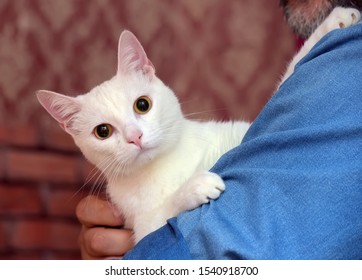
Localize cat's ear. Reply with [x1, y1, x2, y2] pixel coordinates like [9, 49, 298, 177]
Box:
[117, 30, 155, 79]
[36, 90, 81, 136]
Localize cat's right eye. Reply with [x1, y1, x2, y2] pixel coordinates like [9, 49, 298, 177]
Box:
[94, 124, 113, 140]
[134, 96, 152, 114]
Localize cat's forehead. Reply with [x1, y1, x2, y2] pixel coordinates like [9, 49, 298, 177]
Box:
[78, 74, 155, 120]
[93, 74, 153, 98]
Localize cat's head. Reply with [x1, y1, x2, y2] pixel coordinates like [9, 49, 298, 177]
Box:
[37, 31, 184, 176]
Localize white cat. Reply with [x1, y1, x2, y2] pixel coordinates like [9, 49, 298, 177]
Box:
[37, 30, 250, 242]
[37, 7, 360, 243]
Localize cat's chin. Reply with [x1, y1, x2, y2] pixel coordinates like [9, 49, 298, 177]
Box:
[112, 146, 160, 176]
[132, 147, 159, 166]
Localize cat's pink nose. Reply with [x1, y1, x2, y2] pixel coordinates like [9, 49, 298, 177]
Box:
[126, 129, 143, 149]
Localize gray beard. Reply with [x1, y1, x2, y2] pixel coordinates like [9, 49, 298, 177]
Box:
[284, 5, 333, 38]
[280, 0, 362, 38]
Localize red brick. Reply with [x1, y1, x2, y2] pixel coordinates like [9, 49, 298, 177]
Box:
[0, 250, 81, 260]
[46, 188, 83, 218]
[46, 251, 81, 260]
[0, 184, 42, 215]
[0, 125, 38, 147]
[80, 159, 106, 185]
[0, 223, 8, 251]
[0, 150, 4, 179]
[6, 150, 81, 184]
[0, 251, 44, 260]
[10, 219, 80, 251]
[0, 247, 81, 260]
[42, 126, 78, 152]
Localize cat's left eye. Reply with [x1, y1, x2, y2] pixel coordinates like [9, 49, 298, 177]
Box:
[94, 123, 113, 140]
[134, 96, 152, 114]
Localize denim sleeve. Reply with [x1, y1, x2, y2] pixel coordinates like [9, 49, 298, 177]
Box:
[123, 218, 192, 260]
[124, 23, 362, 260]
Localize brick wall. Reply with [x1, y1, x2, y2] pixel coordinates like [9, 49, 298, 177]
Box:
[0, 124, 92, 259]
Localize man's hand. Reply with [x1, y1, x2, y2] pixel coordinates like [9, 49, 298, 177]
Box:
[76, 195, 134, 259]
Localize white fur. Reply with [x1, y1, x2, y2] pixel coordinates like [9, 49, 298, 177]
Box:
[37, 8, 360, 242]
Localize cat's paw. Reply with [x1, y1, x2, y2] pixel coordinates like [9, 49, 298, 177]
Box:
[175, 171, 225, 212]
[326, 7, 361, 30]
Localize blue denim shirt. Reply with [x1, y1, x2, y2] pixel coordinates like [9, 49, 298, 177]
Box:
[124, 22, 362, 260]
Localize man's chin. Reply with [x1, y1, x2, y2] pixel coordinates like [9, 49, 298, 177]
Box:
[280, 0, 362, 38]
[279, 0, 333, 38]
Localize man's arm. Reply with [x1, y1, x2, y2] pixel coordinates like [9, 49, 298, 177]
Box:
[124, 22, 362, 260]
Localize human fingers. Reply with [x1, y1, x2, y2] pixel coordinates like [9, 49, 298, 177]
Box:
[79, 226, 134, 259]
[76, 195, 123, 227]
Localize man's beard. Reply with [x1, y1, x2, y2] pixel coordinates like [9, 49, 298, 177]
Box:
[280, 0, 362, 38]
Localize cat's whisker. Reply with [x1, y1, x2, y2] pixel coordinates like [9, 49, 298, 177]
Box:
[80, 166, 102, 193]
[82, 155, 118, 204]
[113, 153, 133, 180]
[71, 160, 107, 206]
[183, 108, 227, 119]
[84, 164, 103, 185]
[105, 153, 131, 188]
